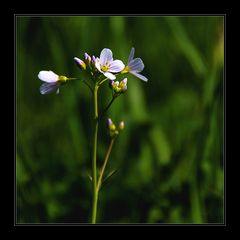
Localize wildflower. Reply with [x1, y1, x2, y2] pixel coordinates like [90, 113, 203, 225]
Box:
[38, 70, 69, 94]
[95, 48, 125, 80]
[122, 47, 148, 82]
[109, 78, 127, 94]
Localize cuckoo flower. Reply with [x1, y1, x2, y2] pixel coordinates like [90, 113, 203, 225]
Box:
[95, 48, 125, 80]
[38, 70, 70, 94]
[122, 47, 148, 82]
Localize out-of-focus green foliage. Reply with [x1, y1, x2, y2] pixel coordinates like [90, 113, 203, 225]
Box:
[16, 16, 224, 223]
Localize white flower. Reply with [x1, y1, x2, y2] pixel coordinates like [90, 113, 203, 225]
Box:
[124, 47, 148, 82]
[38, 70, 67, 94]
[95, 48, 125, 80]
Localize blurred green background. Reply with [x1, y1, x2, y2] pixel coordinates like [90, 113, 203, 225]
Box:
[16, 16, 224, 223]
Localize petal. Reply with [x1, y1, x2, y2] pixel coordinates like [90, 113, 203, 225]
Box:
[128, 47, 135, 64]
[38, 71, 58, 83]
[103, 71, 116, 80]
[108, 60, 125, 73]
[128, 58, 144, 72]
[100, 48, 113, 65]
[40, 82, 59, 94]
[130, 72, 148, 82]
[95, 60, 103, 73]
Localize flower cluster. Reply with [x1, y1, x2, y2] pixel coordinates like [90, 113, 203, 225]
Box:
[109, 78, 127, 95]
[38, 47, 147, 95]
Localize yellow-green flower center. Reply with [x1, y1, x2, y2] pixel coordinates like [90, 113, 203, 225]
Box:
[101, 64, 109, 72]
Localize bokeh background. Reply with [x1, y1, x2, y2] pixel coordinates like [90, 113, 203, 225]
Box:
[16, 16, 224, 223]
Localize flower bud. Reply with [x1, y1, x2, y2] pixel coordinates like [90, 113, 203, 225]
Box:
[74, 57, 86, 70]
[119, 121, 125, 130]
[107, 118, 119, 138]
[109, 78, 128, 95]
[119, 78, 127, 93]
[109, 80, 114, 88]
[84, 53, 91, 65]
[107, 118, 115, 130]
[92, 55, 96, 64]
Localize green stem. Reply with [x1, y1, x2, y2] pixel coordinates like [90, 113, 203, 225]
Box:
[83, 80, 93, 94]
[99, 96, 116, 119]
[98, 76, 110, 86]
[91, 84, 99, 224]
[96, 138, 115, 192]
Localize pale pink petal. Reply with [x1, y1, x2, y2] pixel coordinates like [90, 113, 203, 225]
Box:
[74, 57, 84, 65]
[128, 47, 135, 64]
[130, 72, 148, 82]
[95, 61, 103, 73]
[128, 58, 144, 72]
[103, 71, 116, 80]
[100, 48, 113, 66]
[121, 78, 127, 84]
[108, 60, 125, 73]
[40, 82, 59, 94]
[38, 71, 58, 83]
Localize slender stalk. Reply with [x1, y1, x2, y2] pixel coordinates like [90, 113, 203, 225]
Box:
[96, 138, 115, 192]
[83, 80, 93, 93]
[91, 84, 99, 224]
[99, 97, 116, 118]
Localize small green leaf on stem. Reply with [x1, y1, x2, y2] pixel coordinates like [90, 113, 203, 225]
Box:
[88, 174, 93, 182]
[102, 169, 118, 186]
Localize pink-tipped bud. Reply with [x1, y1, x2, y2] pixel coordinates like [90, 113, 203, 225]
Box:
[84, 53, 90, 60]
[121, 78, 127, 84]
[74, 57, 86, 70]
[107, 118, 113, 126]
[107, 118, 116, 130]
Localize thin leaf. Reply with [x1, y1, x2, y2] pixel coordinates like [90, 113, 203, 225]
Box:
[101, 169, 118, 186]
[87, 174, 92, 182]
